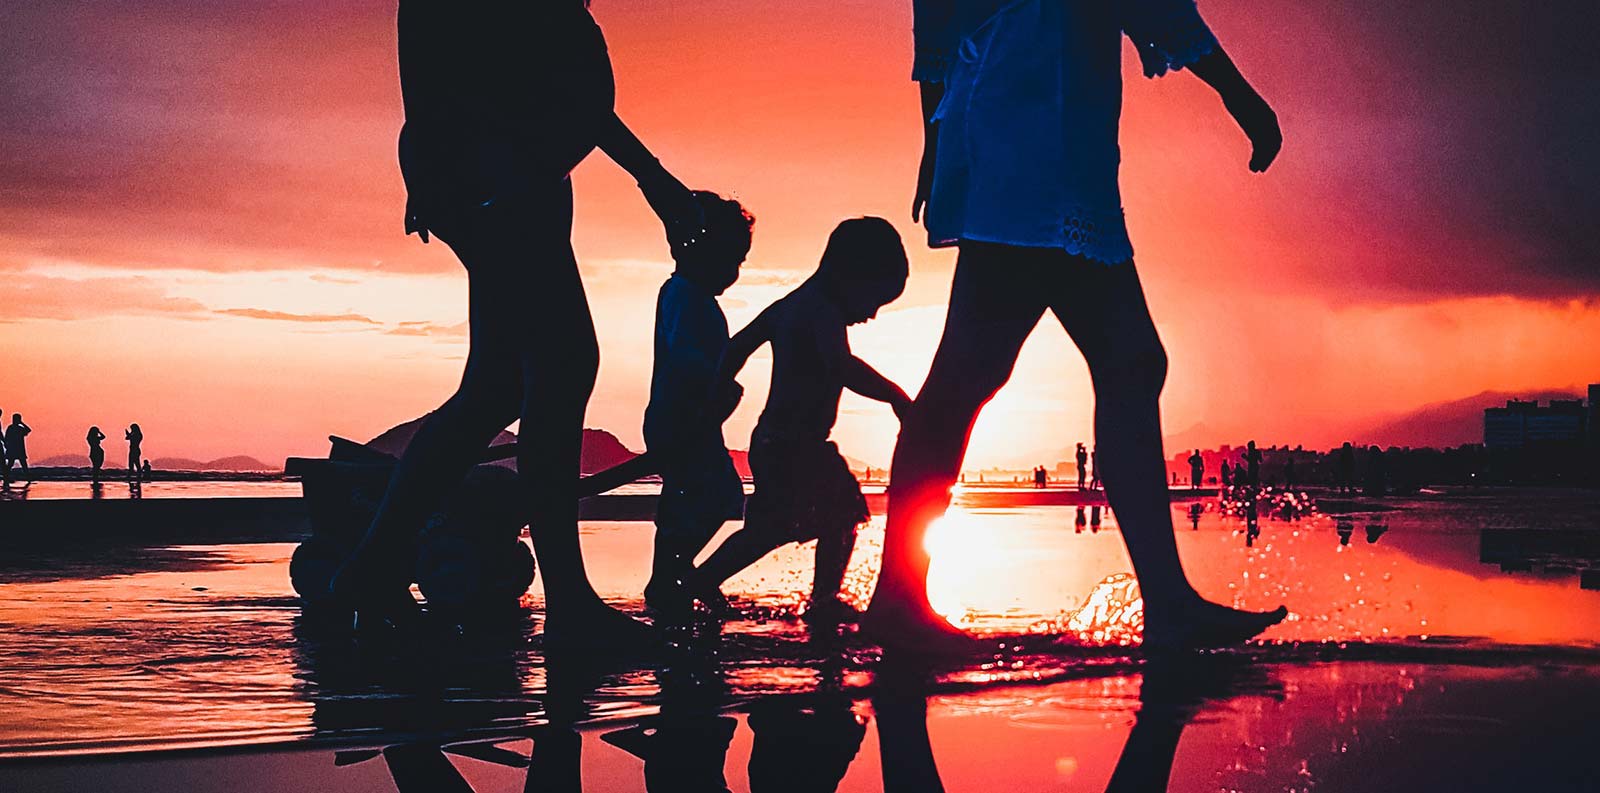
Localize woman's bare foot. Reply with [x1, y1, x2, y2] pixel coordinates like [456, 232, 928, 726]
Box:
[541, 602, 657, 654]
[858, 604, 994, 656]
[1142, 597, 1287, 652]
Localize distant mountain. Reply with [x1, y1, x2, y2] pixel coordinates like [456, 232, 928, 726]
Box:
[35, 454, 91, 467]
[149, 455, 276, 472]
[1354, 388, 1582, 449]
[365, 415, 639, 475]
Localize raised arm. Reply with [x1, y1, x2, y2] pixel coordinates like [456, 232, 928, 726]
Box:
[595, 113, 704, 247]
[706, 308, 776, 421]
[1188, 48, 1281, 172]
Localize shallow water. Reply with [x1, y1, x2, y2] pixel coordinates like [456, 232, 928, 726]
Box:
[0, 487, 1596, 761]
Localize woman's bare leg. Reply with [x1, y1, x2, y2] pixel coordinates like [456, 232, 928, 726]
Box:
[330, 210, 525, 607]
[864, 243, 1047, 643]
[515, 182, 650, 648]
[1047, 256, 1284, 648]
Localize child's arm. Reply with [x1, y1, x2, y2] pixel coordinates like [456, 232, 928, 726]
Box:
[1188, 49, 1281, 173]
[709, 309, 775, 420]
[595, 113, 704, 246]
[843, 356, 913, 420]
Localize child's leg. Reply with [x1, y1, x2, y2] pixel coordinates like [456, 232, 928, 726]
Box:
[686, 522, 784, 594]
[810, 520, 858, 607]
[867, 243, 1049, 631]
[1047, 256, 1283, 646]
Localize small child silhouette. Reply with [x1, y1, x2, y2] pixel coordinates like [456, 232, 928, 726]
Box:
[642, 192, 755, 611]
[683, 218, 913, 625]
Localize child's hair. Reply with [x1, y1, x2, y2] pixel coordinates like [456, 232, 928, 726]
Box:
[673, 191, 755, 268]
[817, 217, 908, 283]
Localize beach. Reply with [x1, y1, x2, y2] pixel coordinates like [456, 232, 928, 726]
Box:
[0, 486, 1596, 790]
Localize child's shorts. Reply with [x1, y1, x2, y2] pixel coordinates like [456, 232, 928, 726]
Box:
[743, 437, 869, 544]
[656, 449, 745, 537]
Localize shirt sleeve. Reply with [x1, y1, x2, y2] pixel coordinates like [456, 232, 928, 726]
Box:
[1122, 0, 1219, 79]
[912, 0, 956, 82]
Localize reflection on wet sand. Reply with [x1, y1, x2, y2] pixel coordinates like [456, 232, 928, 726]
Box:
[0, 488, 1597, 769]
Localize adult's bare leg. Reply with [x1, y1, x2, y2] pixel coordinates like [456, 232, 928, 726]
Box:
[1047, 256, 1284, 648]
[515, 182, 651, 649]
[864, 243, 1047, 645]
[331, 207, 525, 609]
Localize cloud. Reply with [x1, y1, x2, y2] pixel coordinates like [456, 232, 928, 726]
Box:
[214, 308, 380, 324]
[3, 273, 206, 320]
[384, 320, 467, 337]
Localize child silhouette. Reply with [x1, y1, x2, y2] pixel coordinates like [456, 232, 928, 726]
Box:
[642, 192, 755, 611]
[683, 218, 912, 625]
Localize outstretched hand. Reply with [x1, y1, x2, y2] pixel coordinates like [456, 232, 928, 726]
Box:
[1226, 91, 1281, 173]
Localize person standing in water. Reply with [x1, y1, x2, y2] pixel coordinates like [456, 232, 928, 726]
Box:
[328, 2, 706, 645]
[1075, 443, 1089, 491]
[125, 424, 143, 481]
[866, 0, 1287, 651]
[86, 426, 107, 484]
[1188, 449, 1204, 490]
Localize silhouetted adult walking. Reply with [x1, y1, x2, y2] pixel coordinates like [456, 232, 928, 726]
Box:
[866, 0, 1286, 651]
[86, 426, 107, 484]
[1075, 442, 1088, 491]
[1187, 449, 1203, 489]
[124, 423, 143, 481]
[329, 2, 703, 646]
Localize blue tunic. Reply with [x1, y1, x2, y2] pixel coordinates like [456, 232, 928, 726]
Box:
[912, 0, 1218, 263]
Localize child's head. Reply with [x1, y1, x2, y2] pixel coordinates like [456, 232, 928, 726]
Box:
[817, 217, 908, 324]
[673, 191, 754, 296]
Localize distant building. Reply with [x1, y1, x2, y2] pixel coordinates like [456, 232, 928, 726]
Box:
[1484, 396, 1589, 449]
[1590, 384, 1600, 451]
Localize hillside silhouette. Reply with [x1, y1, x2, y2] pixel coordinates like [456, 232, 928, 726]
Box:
[364, 416, 640, 475]
[1355, 388, 1581, 448]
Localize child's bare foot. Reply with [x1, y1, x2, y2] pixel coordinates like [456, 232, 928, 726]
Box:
[1142, 598, 1287, 652]
[541, 603, 657, 654]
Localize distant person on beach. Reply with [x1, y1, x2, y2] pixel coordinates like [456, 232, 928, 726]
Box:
[1089, 447, 1101, 490]
[1363, 445, 1387, 497]
[1243, 440, 1262, 486]
[865, 0, 1286, 650]
[1219, 459, 1232, 488]
[1188, 449, 1203, 489]
[86, 426, 107, 483]
[1337, 441, 1356, 493]
[1075, 443, 1089, 490]
[641, 192, 754, 612]
[329, 2, 708, 645]
[681, 218, 913, 625]
[140, 460, 152, 482]
[125, 424, 143, 481]
[5, 414, 31, 480]
[0, 408, 9, 484]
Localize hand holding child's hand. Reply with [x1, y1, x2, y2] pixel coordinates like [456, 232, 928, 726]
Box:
[1226, 91, 1281, 173]
[892, 395, 914, 423]
[641, 172, 705, 251]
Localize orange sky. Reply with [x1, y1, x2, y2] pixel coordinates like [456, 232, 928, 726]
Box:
[2, 1, 1597, 467]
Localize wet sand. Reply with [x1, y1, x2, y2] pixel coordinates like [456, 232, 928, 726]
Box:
[0, 487, 1597, 789]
